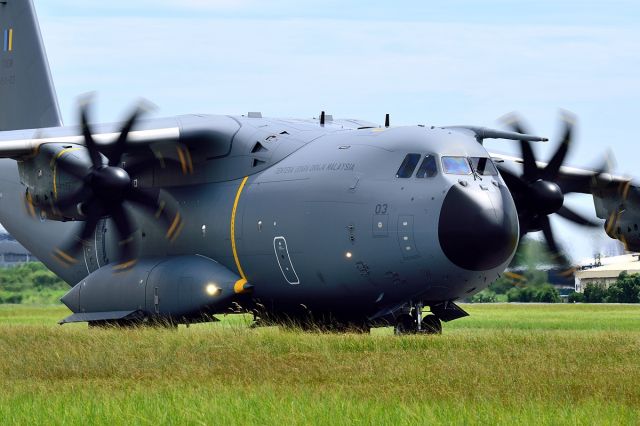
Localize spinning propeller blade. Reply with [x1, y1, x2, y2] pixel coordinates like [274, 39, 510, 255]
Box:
[498, 111, 603, 270]
[50, 97, 182, 270]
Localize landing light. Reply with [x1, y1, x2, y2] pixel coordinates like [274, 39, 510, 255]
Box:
[206, 283, 221, 296]
[345, 252, 353, 259]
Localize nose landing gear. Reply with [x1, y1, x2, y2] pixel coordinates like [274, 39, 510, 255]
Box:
[393, 302, 442, 335]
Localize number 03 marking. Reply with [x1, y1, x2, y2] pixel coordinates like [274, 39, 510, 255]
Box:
[375, 204, 388, 214]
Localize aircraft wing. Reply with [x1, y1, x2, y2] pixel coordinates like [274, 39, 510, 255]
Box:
[0, 127, 182, 158]
[490, 151, 631, 195]
[491, 150, 640, 251]
[0, 114, 239, 160]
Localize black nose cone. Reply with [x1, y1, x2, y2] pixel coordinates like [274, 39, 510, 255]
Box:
[438, 185, 519, 271]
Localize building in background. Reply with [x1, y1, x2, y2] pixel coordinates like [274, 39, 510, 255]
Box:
[574, 254, 640, 292]
[0, 232, 36, 267]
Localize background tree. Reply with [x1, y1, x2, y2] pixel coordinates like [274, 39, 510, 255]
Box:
[0, 263, 67, 304]
[567, 291, 585, 303]
[583, 283, 607, 303]
[470, 289, 497, 303]
[609, 272, 640, 303]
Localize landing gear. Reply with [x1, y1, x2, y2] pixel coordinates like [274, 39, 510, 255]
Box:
[393, 314, 415, 335]
[393, 303, 442, 335]
[421, 314, 442, 334]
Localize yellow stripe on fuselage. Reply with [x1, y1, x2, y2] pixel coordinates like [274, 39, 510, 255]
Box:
[8, 29, 13, 52]
[234, 278, 248, 294]
[231, 176, 249, 282]
[52, 148, 82, 199]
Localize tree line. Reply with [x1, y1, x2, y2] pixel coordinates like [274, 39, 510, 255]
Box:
[468, 238, 640, 304]
[0, 262, 68, 304]
[568, 272, 640, 303]
[469, 239, 562, 303]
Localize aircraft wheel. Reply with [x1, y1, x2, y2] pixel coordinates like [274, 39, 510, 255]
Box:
[394, 314, 417, 335]
[421, 314, 442, 335]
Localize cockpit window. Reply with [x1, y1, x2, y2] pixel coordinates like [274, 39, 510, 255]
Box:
[470, 157, 498, 176]
[416, 155, 438, 178]
[442, 156, 472, 175]
[396, 153, 421, 178]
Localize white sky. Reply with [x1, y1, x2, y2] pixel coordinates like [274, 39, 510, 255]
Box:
[28, 1, 640, 261]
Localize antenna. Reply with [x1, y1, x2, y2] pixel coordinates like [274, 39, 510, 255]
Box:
[385, 114, 390, 128]
[320, 111, 325, 126]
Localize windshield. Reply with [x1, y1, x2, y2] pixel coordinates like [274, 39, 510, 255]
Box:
[469, 157, 498, 176]
[442, 156, 472, 175]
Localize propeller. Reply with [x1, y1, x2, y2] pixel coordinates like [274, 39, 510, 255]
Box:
[51, 97, 183, 270]
[497, 111, 602, 271]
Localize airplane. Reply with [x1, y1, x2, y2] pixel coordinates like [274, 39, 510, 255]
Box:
[0, 0, 635, 334]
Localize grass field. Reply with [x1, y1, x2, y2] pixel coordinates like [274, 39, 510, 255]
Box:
[1, 304, 639, 425]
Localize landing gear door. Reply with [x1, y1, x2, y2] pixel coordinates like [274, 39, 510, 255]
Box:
[273, 236, 300, 285]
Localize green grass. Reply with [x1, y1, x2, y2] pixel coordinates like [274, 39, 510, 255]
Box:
[1, 304, 639, 425]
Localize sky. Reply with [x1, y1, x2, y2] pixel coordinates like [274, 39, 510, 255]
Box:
[30, 0, 640, 261]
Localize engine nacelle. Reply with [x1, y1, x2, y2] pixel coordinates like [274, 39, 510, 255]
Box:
[19, 142, 89, 221]
[60, 255, 245, 324]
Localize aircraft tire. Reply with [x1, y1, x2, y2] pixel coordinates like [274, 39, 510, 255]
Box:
[394, 314, 417, 335]
[421, 314, 442, 334]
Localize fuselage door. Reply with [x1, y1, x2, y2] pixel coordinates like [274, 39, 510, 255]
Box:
[273, 236, 300, 285]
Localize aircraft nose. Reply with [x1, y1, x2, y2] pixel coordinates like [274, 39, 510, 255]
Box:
[438, 184, 519, 271]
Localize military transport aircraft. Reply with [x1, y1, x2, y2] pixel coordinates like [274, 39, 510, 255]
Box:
[0, 0, 636, 334]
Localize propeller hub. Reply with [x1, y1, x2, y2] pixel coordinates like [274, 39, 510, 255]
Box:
[531, 179, 564, 215]
[91, 166, 131, 199]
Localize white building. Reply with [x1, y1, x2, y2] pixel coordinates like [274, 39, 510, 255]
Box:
[574, 254, 640, 292]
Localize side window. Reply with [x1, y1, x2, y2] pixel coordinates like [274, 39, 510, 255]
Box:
[396, 153, 421, 178]
[470, 157, 498, 176]
[416, 155, 438, 178]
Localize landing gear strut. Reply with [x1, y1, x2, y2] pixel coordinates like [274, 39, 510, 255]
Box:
[393, 302, 442, 335]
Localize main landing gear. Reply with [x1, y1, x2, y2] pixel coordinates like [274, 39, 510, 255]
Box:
[394, 302, 442, 335]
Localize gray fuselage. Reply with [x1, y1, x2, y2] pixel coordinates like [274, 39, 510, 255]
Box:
[0, 115, 519, 321]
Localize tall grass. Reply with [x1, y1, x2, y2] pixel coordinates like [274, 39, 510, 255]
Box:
[1, 304, 639, 425]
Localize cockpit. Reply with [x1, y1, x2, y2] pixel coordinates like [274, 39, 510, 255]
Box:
[396, 154, 498, 179]
[396, 154, 438, 178]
